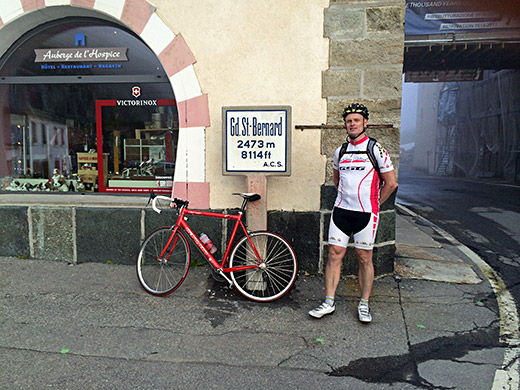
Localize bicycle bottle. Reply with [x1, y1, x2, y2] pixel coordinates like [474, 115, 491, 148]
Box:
[199, 232, 217, 254]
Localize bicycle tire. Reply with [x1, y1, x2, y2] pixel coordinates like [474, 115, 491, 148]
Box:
[229, 231, 298, 302]
[136, 227, 190, 296]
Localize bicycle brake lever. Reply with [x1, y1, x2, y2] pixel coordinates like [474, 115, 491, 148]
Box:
[146, 190, 156, 206]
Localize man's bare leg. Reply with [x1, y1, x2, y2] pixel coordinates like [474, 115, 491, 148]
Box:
[325, 244, 346, 297]
[356, 248, 374, 300]
[356, 248, 374, 322]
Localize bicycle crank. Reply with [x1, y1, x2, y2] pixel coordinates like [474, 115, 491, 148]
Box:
[216, 269, 234, 288]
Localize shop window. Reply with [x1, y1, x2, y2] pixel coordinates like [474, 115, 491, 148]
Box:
[30, 121, 37, 144]
[0, 17, 177, 194]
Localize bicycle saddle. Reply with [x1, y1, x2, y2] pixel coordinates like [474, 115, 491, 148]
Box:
[232, 192, 261, 202]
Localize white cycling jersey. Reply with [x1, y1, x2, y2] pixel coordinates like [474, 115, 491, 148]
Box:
[333, 135, 394, 214]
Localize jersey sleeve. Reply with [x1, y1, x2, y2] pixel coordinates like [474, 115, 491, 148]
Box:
[373, 142, 394, 173]
[333, 146, 341, 170]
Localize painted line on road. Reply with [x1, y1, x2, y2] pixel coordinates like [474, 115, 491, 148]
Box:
[396, 203, 520, 390]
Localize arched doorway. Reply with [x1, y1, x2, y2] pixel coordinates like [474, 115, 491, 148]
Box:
[0, 2, 209, 205]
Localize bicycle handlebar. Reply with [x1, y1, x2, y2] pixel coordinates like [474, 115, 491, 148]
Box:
[150, 194, 189, 214]
[151, 195, 171, 214]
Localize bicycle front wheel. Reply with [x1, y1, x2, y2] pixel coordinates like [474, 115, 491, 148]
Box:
[136, 227, 190, 296]
[229, 231, 297, 302]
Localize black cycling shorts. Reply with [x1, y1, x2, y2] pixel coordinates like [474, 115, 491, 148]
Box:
[328, 207, 379, 249]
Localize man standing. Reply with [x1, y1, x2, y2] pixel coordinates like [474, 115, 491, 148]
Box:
[309, 103, 397, 323]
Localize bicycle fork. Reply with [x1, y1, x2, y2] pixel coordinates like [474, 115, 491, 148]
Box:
[158, 226, 180, 263]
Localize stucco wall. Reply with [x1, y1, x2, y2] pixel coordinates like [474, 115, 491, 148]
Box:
[153, 0, 329, 211]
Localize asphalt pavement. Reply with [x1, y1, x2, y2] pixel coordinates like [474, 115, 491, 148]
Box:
[1, 205, 518, 389]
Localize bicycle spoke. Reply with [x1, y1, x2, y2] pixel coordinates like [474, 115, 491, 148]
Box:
[156, 264, 174, 291]
[230, 232, 297, 302]
[265, 241, 290, 264]
[136, 228, 190, 296]
[264, 268, 291, 291]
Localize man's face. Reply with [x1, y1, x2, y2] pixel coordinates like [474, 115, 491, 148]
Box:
[345, 113, 367, 139]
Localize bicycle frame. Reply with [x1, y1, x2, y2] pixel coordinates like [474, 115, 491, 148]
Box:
[140, 192, 298, 301]
[162, 205, 263, 274]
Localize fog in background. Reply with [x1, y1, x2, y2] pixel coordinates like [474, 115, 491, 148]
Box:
[400, 78, 418, 146]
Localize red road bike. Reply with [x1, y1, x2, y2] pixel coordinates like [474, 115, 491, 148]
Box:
[136, 192, 298, 302]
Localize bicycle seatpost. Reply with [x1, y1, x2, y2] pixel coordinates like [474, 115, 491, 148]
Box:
[236, 193, 261, 213]
[239, 198, 249, 213]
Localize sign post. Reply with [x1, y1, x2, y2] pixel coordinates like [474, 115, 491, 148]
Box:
[223, 106, 291, 230]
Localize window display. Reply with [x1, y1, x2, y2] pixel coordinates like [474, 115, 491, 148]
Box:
[0, 17, 178, 194]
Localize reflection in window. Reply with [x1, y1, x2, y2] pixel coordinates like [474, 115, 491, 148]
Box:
[0, 17, 177, 193]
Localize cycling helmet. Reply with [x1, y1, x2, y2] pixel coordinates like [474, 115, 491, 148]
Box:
[342, 103, 369, 120]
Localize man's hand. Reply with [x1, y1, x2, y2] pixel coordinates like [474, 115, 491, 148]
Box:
[379, 170, 398, 205]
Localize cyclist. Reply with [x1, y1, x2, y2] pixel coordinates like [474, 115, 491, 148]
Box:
[309, 103, 397, 323]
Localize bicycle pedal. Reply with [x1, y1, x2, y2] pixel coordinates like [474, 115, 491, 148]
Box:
[210, 267, 226, 283]
[216, 269, 234, 288]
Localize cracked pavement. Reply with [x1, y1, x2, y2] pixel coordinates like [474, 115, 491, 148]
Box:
[0, 242, 509, 389]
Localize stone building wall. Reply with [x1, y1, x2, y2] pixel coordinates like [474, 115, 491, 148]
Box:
[320, 0, 405, 275]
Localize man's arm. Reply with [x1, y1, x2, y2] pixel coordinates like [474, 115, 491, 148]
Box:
[379, 170, 397, 205]
[333, 169, 339, 189]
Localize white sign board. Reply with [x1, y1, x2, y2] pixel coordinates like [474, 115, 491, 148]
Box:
[223, 106, 291, 175]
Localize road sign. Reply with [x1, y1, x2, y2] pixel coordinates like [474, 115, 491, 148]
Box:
[222, 106, 291, 175]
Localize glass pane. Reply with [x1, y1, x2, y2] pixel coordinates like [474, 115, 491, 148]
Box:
[0, 17, 177, 194]
[100, 103, 178, 192]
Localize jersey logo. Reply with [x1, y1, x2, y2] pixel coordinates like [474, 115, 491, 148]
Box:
[339, 137, 381, 181]
[340, 166, 366, 171]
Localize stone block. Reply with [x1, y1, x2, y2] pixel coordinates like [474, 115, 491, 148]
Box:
[31, 207, 74, 262]
[341, 247, 359, 275]
[367, 6, 405, 32]
[322, 211, 332, 239]
[76, 208, 141, 265]
[373, 243, 396, 275]
[321, 127, 346, 156]
[322, 69, 362, 98]
[144, 208, 178, 235]
[0, 206, 29, 257]
[380, 190, 397, 212]
[363, 68, 403, 98]
[330, 37, 404, 67]
[321, 186, 336, 212]
[375, 211, 396, 242]
[324, 156, 335, 184]
[365, 126, 401, 155]
[268, 211, 321, 274]
[324, 6, 365, 39]
[327, 98, 402, 127]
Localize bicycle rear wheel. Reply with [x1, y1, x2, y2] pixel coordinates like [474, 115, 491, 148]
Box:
[136, 227, 190, 296]
[229, 231, 297, 302]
